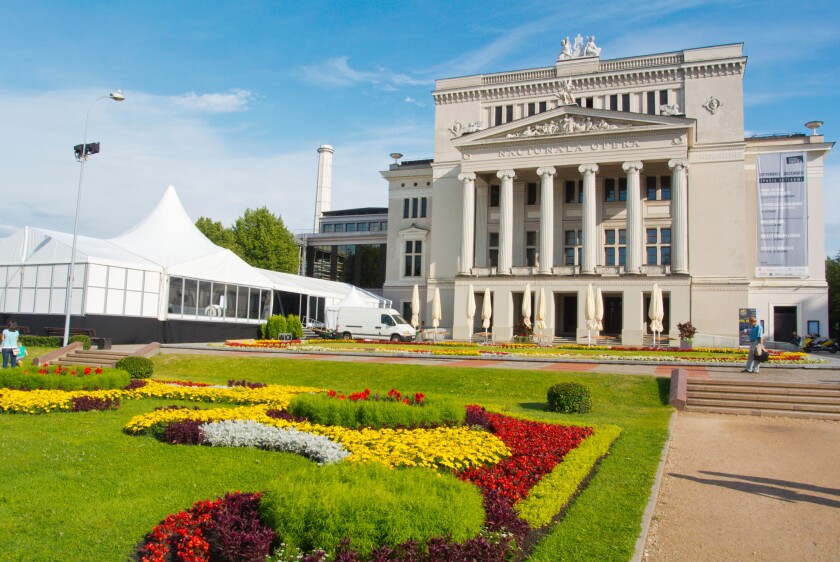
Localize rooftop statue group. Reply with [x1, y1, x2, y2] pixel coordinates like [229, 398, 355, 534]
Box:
[559, 34, 601, 60]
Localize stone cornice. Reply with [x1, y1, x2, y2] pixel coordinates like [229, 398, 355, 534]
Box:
[688, 143, 746, 163]
[450, 276, 692, 287]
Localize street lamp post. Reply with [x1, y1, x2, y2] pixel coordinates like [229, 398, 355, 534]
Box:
[63, 91, 125, 347]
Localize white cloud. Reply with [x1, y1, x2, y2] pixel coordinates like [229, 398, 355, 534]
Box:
[296, 56, 431, 89]
[169, 89, 254, 113]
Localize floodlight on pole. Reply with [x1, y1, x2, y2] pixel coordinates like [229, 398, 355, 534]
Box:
[63, 91, 125, 347]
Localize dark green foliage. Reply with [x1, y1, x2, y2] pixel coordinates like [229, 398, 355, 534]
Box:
[0, 368, 130, 391]
[261, 315, 288, 339]
[196, 216, 241, 253]
[286, 314, 304, 339]
[827, 254, 840, 337]
[19, 335, 62, 348]
[547, 382, 592, 413]
[69, 334, 91, 350]
[259, 462, 485, 556]
[287, 392, 464, 429]
[115, 356, 154, 379]
[233, 207, 299, 273]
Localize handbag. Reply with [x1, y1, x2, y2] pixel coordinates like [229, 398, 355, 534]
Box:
[755, 344, 769, 363]
[11, 347, 19, 356]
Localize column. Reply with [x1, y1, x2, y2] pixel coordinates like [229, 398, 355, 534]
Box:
[537, 167, 556, 274]
[497, 169, 516, 274]
[458, 172, 476, 274]
[669, 159, 689, 273]
[578, 164, 599, 274]
[622, 161, 644, 274]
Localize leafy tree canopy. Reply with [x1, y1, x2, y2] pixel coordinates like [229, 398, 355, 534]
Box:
[195, 217, 239, 253]
[827, 253, 840, 337]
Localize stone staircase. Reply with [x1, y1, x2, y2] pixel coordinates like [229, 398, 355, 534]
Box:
[54, 349, 134, 368]
[685, 379, 840, 421]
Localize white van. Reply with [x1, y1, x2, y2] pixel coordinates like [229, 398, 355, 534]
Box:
[336, 307, 416, 342]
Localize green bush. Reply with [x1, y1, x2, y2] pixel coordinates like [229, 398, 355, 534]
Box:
[286, 314, 304, 339]
[0, 367, 130, 391]
[68, 335, 91, 350]
[115, 356, 153, 379]
[547, 382, 592, 413]
[19, 335, 62, 348]
[261, 314, 288, 339]
[287, 392, 465, 429]
[259, 462, 485, 555]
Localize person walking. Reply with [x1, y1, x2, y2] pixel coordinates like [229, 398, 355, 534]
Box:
[2, 320, 21, 368]
[743, 316, 763, 373]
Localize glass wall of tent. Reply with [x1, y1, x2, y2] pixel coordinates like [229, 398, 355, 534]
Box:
[166, 276, 272, 323]
[0, 263, 160, 318]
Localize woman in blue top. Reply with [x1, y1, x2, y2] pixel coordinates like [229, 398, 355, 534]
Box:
[743, 316, 764, 373]
[2, 320, 21, 368]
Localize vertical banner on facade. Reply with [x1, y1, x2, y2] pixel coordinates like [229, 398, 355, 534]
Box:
[756, 152, 808, 277]
[738, 308, 756, 346]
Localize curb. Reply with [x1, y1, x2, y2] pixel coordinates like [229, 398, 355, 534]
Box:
[632, 410, 678, 562]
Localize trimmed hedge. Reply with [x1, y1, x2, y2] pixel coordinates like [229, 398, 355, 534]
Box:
[19, 335, 62, 348]
[115, 356, 153, 379]
[547, 382, 592, 413]
[0, 367, 131, 391]
[287, 392, 465, 429]
[259, 461, 485, 555]
[69, 335, 91, 350]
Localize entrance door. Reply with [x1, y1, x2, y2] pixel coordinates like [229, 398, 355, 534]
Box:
[773, 306, 797, 343]
[554, 294, 578, 336]
[602, 296, 623, 335]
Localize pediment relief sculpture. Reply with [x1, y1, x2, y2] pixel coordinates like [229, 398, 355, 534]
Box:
[505, 115, 626, 138]
[449, 120, 485, 138]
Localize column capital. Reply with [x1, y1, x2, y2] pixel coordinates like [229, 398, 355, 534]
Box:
[668, 158, 689, 171]
[578, 163, 599, 175]
[536, 166, 556, 177]
[458, 172, 476, 182]
[496, 169, 516, 180]
[622, 161, 644, 173]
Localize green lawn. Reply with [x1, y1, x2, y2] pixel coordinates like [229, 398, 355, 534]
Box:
[0, 351, 672, 561]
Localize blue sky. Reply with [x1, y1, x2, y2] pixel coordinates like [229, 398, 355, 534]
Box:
[1, 0, 838, 254]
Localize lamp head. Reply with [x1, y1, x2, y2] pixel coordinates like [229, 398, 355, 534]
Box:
[110, 90, 125, 102]
[804, 120, 823, 135]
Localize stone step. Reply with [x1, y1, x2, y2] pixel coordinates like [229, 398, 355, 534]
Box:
[687, 386, 840, 399]
[56, 358, 119, 368]
[688, 391, 840, 405]
[689, 397, 840, 414]
[686, 379, 840, 392]
[684, 404, 840, 421]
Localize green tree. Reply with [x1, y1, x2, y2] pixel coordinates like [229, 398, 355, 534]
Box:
[232, 207, 300, 273]
[195, 217, 239, 253]
[827, 253, 840, 337]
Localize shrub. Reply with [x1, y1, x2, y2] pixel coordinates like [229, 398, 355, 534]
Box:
[68, 334, 91, 350]
[19, 335, 62, 348]
[259, 462, 485, 556]
[286, 314, 304, 340]
[287, 392, 465, 429]
[677, 321, 697, 341]
[261, 315, 288, 340]
[71, 396, 119, 412]
[547, 382, 592, 414]
[115, 356, 153, 379]
[0, 366, 130, 391]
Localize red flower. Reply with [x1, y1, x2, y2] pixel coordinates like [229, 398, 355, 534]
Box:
[95, 367, 103, 374]
[83, 367, 92, 375]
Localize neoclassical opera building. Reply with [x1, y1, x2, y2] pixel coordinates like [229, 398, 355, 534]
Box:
[380, 41, 833, 346]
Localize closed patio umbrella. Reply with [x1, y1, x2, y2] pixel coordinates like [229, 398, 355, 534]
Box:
[595, 287, 604, 332]
[585, 283, 597, 346]
[431, 287, 442, 340]
[482, 288, 492, 342]
[410, 284, 420, 329]
[467, 284, 476, 340]
[649, 283, 664, 347]
[536, 287, 547, 339]
[522, 283, 532, 329]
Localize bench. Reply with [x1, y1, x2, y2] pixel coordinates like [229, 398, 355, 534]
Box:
[44, 327, 97, 338]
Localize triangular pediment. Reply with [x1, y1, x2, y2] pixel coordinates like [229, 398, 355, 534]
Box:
[398, 225, 429, 238]
[451, 106, 694, 147]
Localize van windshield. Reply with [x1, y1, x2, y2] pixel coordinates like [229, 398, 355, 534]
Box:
[392, 314, 408, 325]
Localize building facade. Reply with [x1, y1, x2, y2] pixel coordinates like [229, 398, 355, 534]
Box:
[381, 42, 833, 345]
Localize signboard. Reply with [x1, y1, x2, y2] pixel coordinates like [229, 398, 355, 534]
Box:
[755, 152, 808, 277]
[738, 308, 756, 347]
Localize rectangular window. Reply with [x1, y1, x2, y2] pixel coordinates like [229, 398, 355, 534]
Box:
[323, 223, 334, 233]
[646, 176, 657, 200]
[345, 222, 356, 232]
[564, 229, 582, 266]
[527, 183, 538, 205]
[660, 176, 672, 200]
[381, 221, 388, 230]
[647, 247, 658, 265]
[411, 198, 419, 218]
[420, 197, 427, 218]
[618, 177, 627, 201]
[645, 227, 671, 266]
[505, 105, 513, 123]
[357, 222, 368, 232]
[647, 91, 656, 115]
[604, 228, 626, 266]
[604, 178, 616, 202]
[494, 106, 503, 126]
[565, 180, 576, 204]
[622, 93, 630, 112]
[661, 228, 671, 244]
[334, 223, 345, 233]
[168, 277, 183, 314]
[610, 94, 618, 111]
[660, 90, 668, 105]
[539, 101, 547, 112]
[618, 246, 626, 266]
[488, 232, 499, 268]
[605, 230, 615, 245]
[605, 247, 615, 266]
[647, 228, 658, 245]
[527, 102, 536, 116]
[404, 240, 422, 277]
[586, 97, 593, 108]
[490, 185, 500, 208]
[369, 222, 380, 232]
[526, 230, 538, 266]
[403, 198, 409, 219]
[661, 246, 671, 265]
